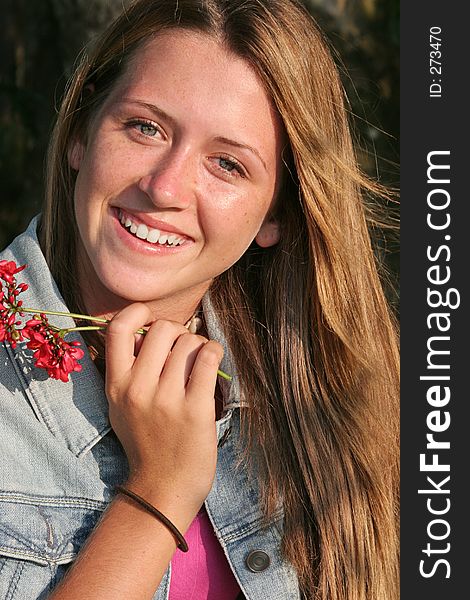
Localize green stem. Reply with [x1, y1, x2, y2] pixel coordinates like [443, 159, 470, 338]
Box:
[21, 307, 108, 324]
[217, 369, 232, 381]
[20, 307, 232, 380]
[64, 326, 107, 333]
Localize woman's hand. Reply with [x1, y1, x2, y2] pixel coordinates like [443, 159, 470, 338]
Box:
[49, 303, 223, 599]
[105, 303, 224, 527]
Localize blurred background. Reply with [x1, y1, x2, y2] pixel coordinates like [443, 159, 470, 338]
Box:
[0, 0, 399, 300]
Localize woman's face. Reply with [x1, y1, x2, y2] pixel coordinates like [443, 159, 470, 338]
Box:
[71, 30, 283, 319]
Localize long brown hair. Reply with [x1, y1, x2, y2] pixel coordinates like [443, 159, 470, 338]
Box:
[39, 1, 399, 598]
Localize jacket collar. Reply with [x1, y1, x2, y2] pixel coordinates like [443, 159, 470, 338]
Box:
[2, 217, 241, 458]
[202, 295, 245, 411]
[2, 216, 111, 457]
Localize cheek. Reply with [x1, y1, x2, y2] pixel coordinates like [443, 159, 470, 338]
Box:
[75, 134, 130, 196]
[74, 169, 96, 227]
[73, 160, 107, 247]
[73, 149, 119, 219]
[204, 200, 257, 239]
[204, 181, 272, 225]
[73, 170, 89, 222]
[201, 194, 271, 260]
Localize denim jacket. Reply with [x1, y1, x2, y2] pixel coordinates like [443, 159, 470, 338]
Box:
[0, 218, 300, 599]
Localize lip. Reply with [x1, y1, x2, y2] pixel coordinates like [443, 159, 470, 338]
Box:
[115, 207, 194, 240]
[111, 208, 194, 255]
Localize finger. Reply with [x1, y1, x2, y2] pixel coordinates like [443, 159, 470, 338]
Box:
[130, 319, 189, 386]
[185, 341, 224, 410]
[105, 303, 154, 391]
[159, 333, 208, 391]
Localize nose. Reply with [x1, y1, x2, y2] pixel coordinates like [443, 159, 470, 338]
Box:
[138, 149, 194, 210]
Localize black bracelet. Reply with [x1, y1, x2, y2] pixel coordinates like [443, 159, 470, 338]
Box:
[115, 485, 189, 552]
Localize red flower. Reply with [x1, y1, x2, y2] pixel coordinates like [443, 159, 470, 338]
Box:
[23, 316, 85, 382]
[0, 262, 92, 382]
[0, 261, 26, 285]
[0, 261, 29, 347]
[43, 341, 85, 382]
[0, 309, 24, 347]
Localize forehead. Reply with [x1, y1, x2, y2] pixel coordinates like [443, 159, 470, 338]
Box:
[102, 29, 281, 149]
[120, 29, 268, 100]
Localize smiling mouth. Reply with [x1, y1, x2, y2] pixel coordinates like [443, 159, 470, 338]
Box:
[118, 210, 187, 247]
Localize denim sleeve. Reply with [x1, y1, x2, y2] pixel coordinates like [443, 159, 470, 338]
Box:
[0, 556, 68, 600]
[0, 499, 103, 600]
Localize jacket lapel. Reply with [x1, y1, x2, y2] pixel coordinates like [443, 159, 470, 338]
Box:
[1, 217, 111, 457]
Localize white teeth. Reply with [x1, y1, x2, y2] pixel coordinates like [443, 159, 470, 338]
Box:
[136, 224, 149, 239]
[146, 228, 161, 243]
[119, 211, 185, 246]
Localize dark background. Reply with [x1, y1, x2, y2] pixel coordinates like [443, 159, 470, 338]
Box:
[0, 0, 399, 297]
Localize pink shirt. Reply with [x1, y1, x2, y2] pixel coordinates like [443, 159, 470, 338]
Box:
[169, 508, 241, 600]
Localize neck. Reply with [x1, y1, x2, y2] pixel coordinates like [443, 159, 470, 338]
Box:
[77, 266, 209, 328]
[82, 287, 203, 326]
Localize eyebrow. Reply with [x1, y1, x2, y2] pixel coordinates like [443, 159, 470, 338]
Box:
[119, 98, 267, 171]
[119, 99, 178, 128]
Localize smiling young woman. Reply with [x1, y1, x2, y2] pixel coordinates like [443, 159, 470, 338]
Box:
[68, 30, 284, 322]
[0, 1, 399, 599]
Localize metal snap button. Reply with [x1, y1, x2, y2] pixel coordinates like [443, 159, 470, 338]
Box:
[245, 550, 271, 572]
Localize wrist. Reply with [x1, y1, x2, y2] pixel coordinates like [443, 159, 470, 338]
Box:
[115, 486, 189, 552]
[120, 477, 202, 532]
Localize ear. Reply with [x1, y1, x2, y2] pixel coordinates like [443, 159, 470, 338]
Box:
[68, 140, 85, 171]
[254, 219, 281, 248]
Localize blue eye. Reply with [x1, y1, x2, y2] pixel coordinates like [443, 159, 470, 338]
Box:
[216, 156, 245, 177]
[219, 157, 237, 171]
[137, 122, 158, 136]
[139, 123, 157, 136]
[127, 119, 160, 138]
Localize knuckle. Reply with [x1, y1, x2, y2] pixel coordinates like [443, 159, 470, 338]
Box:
[152, 319, 186, 336]
[105, 319, 129, 338]
[125, 382, 147, 406]
[176, 332, 205, 351]
[109, 303, 153, 329]
[105, 382, 145, 412]
[200, 342, 224, 365]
